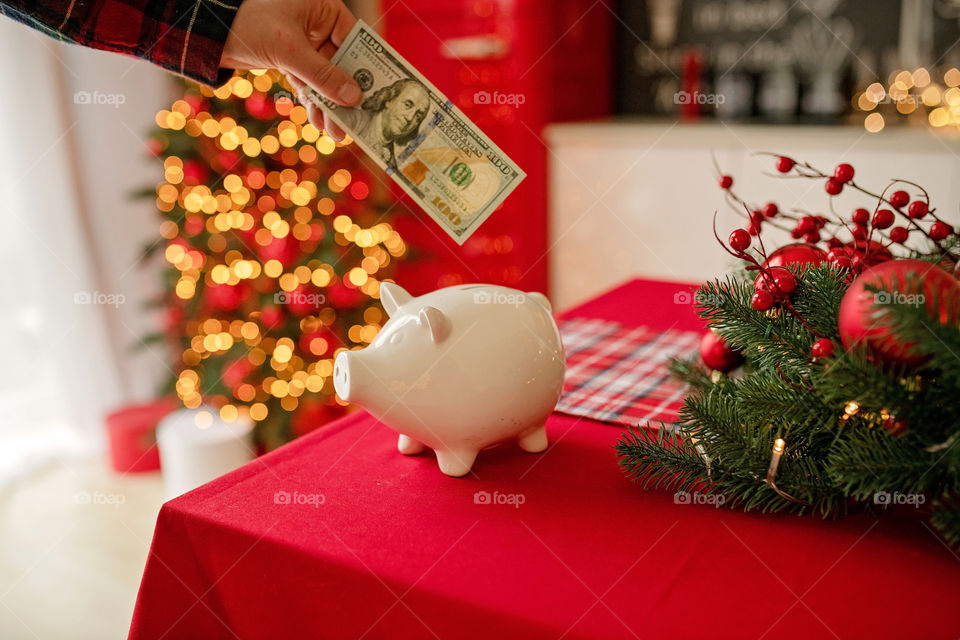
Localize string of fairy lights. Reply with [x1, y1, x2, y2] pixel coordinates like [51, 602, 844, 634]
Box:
[151, 70, 406, 430]
[853, 66, 960, 132]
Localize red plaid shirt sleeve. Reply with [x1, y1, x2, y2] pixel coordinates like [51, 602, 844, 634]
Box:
[0, 0, 241, 87]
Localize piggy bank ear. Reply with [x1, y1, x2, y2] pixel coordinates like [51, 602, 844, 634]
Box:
[380, 282, 413, 317]
[418, 307, 450, 343]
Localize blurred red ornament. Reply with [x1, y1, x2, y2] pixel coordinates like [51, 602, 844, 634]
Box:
[719, 175, 733, 189]
[257, 235, 301, 268]
[245, 92, 277, 120]
[206, 282, 249, 312]
[145, 137, 164, 157]
[884, 416, 909, 437]
[838, 259, 960, 367]
[285, 285, 320, 316]
[259, 305, 285, 328]
[700, 331, 743, 372]
[291, 399, 348, 438]
[811, 338, 834, 359]
[182, 160, 209, 185]
[299, 327, 341, 356]
[844, 240, 893, 267]
[222, 358, 253, 387]
[327, 280, 366, 308]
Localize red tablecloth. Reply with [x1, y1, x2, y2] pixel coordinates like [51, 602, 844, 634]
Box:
[129, 279, 960, 640]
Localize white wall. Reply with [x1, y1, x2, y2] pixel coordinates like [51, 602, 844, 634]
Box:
[547, 122, 960, 310]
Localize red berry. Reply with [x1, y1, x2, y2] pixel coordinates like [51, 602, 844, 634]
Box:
[889, 226, 909, 243]
[852, 208, 870, 224]
[756, 267, 797, 298]
[790, 228, 803, 239]
[825, 178, 843, 195]
[831, 256, 852, 270]
[811, 338, 834, 359]
[908, 200, 928, 219]
[797, 216, 817, 234]
[930, 221, 952, 241]
[750, 210, 764, 224]
[748, 220, 762, 236]
[751, 289, 775, 311]
[826, 248, 847, 262]
[763, 203, 779, 218]
[804, 231, 821, 244]
[827, 237, 843, 249]
[872, 209, 894, 229]
[889, 190, 909, 209]
[719, 175, 733, 189]
[834, 163, 855, 183]
[851, 225, 868, 241]
[776, 156, 795, 173]
[729, 229, 751, 251]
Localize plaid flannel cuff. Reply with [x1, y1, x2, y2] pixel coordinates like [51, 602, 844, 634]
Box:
[155, 0, 242, 87]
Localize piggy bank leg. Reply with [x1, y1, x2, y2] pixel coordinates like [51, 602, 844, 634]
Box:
[517, 424, 548, 453]
[397, 434, 426, 455]
[435, 449, 478, 477]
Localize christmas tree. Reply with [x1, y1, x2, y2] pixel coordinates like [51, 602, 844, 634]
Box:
[616, 156, 960, 546]
[142, 71, 406, 449]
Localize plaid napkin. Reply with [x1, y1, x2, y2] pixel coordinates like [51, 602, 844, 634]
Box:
[555, 317, 702, 427]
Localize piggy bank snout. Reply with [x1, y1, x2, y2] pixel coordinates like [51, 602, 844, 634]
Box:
[333, 351, 353, 401]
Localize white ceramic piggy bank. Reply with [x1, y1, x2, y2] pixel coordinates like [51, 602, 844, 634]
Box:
[333, 282, 565, 476]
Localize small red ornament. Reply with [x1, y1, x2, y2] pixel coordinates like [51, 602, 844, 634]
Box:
[751, 289, 775, 311]
[852, 208, 870, 225]
[182, 160, 209, 185]
[811, 338, 834, 359]
[222, 358, 253, 387]
[762, 203, 779, 218]
[889, 190, 909, 209]
[257, 234, 301, 269]
[834, 163, 855, 183]
[824, 178, 843, 195]
[719, 175, 733, 189]
[700, 331, 744, 373]
[763, 243, 826, 271]
[259, 305, 285, 328]
[729, 229, 750, 252]
[884, 416, 909, 438]
[889, 226, 909, 244]
[838, 259, 960, 367]
[930, 222, 952, 241]
[796, 216, 817, 234]
[206, 282, 248, 312]
[776, 156, 795, 173]
[285, 285, 321, 316]
[871, 209, 894, 229]
[908, 201, 928, 219]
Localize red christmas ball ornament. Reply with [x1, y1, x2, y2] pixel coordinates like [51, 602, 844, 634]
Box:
[889, 190, 910, 209]
[930, 222, 952, 241]
[206, 282, 248, 312]
[838, 259, 960, 367]
[298, 327, 340, 357]
[222, 358, 253, 388]
[763, 202, 779, 218]
[852, 208, 870, 225]
[871, 209, 894, 229]
[729, 228, 750, 252]
[284, 285, 321, 316]
[259, 305, 285, 328]
[825, 177, 843, 195]
[884, 416, 909, 438]
[889, 226, 909, 244]
[184, 216, 205, 236]
[245, 92, 277, 120]
[291, 399, 348, 438]
[811, 338, 834, 359]
[751, 289, 775, 311]
[834, 163, 855, 183]
[182, 160, 209, 185]
[700, 331, 744, 373]
[776, 156, 795, 173]
[763, 243, 826, 271]
[327, 280, 367, 309]
[719, 175, 733, 190]
[257, 234, 301, 269]
[908, 200, 928, 219]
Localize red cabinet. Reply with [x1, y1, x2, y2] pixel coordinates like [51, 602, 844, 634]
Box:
[385, 0, 613, 295]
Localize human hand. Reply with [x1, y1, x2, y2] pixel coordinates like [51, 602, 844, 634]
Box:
[220, 0, 361, 140]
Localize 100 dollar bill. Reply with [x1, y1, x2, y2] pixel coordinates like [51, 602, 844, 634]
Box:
[301, 20, 525, 245]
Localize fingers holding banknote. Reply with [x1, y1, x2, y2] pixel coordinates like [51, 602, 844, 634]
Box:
[286, 75, 347, 140]
[221, 0, 361, 128]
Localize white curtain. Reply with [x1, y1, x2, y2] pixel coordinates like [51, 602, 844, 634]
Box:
[0, 18, 169, 483]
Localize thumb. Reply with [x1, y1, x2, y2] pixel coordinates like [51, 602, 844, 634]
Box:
[280, 42, 362, 107]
